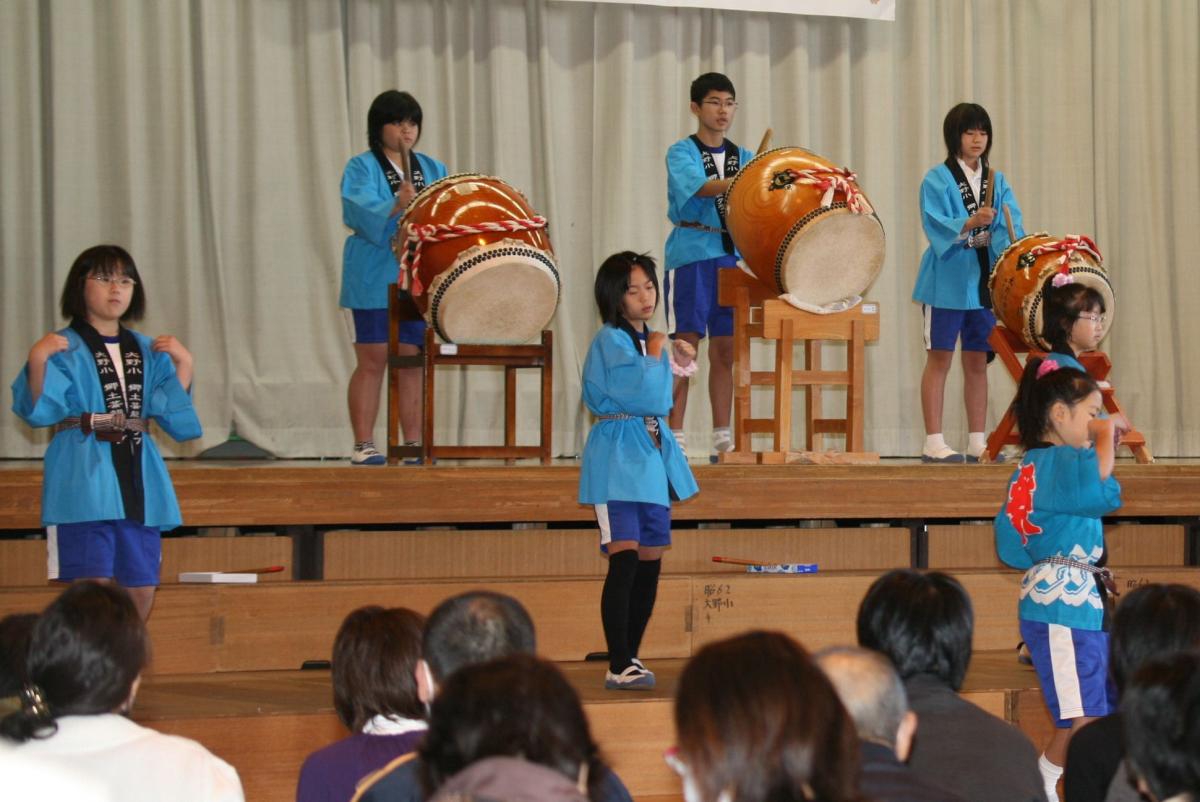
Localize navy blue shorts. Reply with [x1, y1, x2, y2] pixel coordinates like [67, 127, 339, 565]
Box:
[922, 305, 995, 352]
[1020, 619, 1116, 727]
[345, 308, 424, 347]
[48, 519, 162, 587]
[595, 501, 672, 554]
[666, 255, 739, 338]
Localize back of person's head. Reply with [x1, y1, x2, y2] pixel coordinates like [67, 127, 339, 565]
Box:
[0, 613, 38, 699]
[816, 646, 911, 752]
[367, 89, 423, 148]
[942, 102, 993, 162]
[593, 251, 659, 327]
[690, 72, 736, 104]
[419, 654, 600, 796]
[1110, 583, 1200, 695]
[59, 244, 146, 323]
[332, 605, 426, 732]
[0, 582, 148, 743]
[1122, 650, 1200, 801]
[674, 631, 860, 802]
[1015, 358, 1100, 450]
[857, 569, 973, 690]
[1039, 277, 1107, 355]
[422, 591, 536, 684]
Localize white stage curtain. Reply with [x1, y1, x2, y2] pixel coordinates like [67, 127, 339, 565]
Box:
[2, 0, 1197, 459]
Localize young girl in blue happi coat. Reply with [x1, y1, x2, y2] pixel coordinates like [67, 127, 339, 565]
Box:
[579, 251, 698, 690]
[994, 357, 1121, 802]
[12, 245, 202, 620]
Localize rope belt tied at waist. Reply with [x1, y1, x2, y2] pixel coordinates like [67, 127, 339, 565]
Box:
[596, 414, 635, 421]
[1036, 556, 1118, 597]
[54, 412, 149, 443]
[676, 220, 726, 234]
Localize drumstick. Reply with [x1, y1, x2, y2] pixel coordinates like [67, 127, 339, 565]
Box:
[982, 167, 996, 208]
[756, 128, 774, 155]
[224, 565, 286, 575]
[1003, 203, 1017, 243]
[713, 556, 768, 567]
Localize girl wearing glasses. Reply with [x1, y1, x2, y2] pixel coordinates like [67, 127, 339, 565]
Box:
[11, 245, 201, 620]
[1040, 276, 1109, 372]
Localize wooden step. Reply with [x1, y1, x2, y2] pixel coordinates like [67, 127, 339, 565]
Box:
[322, 526, 912, 581]
[0, 534, 293, 587]
[927, 523, 1187, 569]
[131, 651, 1048, 802]
[4, 567, 1195, 676]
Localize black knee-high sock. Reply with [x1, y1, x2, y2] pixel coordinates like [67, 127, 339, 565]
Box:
[628, 558, 662, 659]
[601, 550, 639, 673]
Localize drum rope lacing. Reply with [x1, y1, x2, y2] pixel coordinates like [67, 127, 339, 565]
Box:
[400, 217, 549, 296]
[779, 167, 874, 215]
[1025, 234, 1103, 271]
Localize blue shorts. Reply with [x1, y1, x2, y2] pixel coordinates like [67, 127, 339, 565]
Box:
[47, 519, 162, 587]
[345, 308, 424, 347]
[1020, 619, 1115, 727]
[923, 305, 995, 352]
[595, 501, 672, 554]
[666, 255, 739, 338]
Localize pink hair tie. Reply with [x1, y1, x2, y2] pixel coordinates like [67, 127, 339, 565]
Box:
[1036, 359, 1060, 379]
[1051, 271, 1074, 288]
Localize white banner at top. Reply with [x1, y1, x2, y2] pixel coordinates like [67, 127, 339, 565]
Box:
[554, 0, 895, 21]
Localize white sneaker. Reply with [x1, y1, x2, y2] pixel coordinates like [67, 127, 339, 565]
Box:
[351, 443, 386, 466]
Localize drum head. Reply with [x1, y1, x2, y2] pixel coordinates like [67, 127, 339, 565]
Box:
[777, 208, 886, 307]
[429, 240, 560, 344]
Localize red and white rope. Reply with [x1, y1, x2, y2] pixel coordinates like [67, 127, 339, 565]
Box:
[1027, 234, 1103, 272]
[784, 167, 874, 215]
[399, 216, 548, 296]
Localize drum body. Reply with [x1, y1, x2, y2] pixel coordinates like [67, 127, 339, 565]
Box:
[395, 174, 559, 344]
[990, 233, 1114, 350]
[724, 147, 885, 307]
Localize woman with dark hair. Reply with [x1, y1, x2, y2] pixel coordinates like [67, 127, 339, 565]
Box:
[1064, 583, 1200, 802]
[419, 654, 605, 802]
[1122, 650, 1200, 802]
[10, 245, 202, 620]
[340, 90, 448, 466]
[0, 582, 242, 801]
[297, 606, 427, 802]
[912, 102, 1025, 463]
[671, 630, 861, 802]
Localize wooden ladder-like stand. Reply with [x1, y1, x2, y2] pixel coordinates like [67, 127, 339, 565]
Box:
[984, 324, 1152, 463]
[718, 269, 880, 464]
[386, 284, 554, 465]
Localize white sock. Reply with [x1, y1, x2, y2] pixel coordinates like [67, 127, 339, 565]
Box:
[712, 427, 732, 452]
[672, 429, 687, 452]
[967, 432, 986, 457]
[923, 434, 957, 459]
[1038, 754, 1063, 802]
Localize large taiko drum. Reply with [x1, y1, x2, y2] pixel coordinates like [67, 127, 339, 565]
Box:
[989, 233, 1114, 350]
[393, 174, 560, 344]
[724, 147, 885, 308]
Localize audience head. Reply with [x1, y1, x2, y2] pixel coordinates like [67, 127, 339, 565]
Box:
[421, 591, 536, 691]
[0, 613, 38, 700]
[816, 646, 918, 762]
[1122, 650, 1200, 802]
[856, 569, 973, 690]
[1110, 583, 1200, 696]
[419, 654, 600, 797]
[332, 605, 426, 732]
[1, 582, 148, 742]
[673, 631, 860, 802]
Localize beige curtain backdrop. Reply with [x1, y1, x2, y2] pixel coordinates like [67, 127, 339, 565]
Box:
[2, 0, 1197, 460]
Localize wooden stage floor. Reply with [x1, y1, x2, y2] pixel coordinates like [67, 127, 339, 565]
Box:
[4, 458, 1200, 530]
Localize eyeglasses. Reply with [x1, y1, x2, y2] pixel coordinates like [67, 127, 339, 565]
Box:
[702, 99, 738, 110]
[89, 276, 137, 288]
[1077, 313, 1106, 325]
